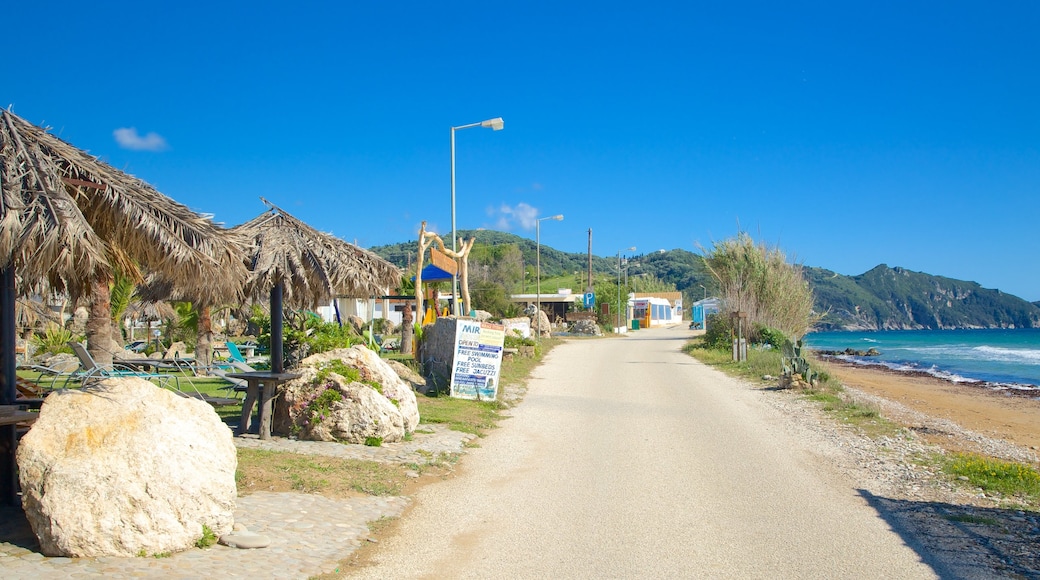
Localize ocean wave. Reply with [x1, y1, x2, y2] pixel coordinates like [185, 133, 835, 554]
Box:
[972, 345, 1040, 364]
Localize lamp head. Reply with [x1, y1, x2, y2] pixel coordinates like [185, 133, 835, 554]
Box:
[482, 117, 505, 130]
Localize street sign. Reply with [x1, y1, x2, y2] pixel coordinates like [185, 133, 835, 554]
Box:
[583, 292, 595, 308]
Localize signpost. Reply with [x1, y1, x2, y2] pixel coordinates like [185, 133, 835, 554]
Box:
[449, 320, 506, 400]
[583, 292, 595, 308]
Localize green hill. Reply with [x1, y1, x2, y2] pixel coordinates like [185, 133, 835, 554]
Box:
[808, 265, 1040, 330]
[370, 231, 1039, 331]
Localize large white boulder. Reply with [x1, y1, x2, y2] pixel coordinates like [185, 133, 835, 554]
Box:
[275, 346, 420, 442]
[302, 346, 419, 432]
[284, 366, 406, 443]
[16, 377, 236, 557]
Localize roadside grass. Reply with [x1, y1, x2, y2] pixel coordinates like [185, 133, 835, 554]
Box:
[415, 337, 559, 437]
[943, 453, 1040, 503]
[236, 448, 409, 497]
[417, 396, 503, 436]
[682, 336, 900, 438]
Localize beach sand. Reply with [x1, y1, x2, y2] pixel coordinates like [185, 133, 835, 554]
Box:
[817, 359, 1040, 457]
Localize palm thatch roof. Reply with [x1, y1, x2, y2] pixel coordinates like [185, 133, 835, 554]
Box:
[233, 199, 401, 308]
[124, 299, 177, 322]
[0, 108, 247, 299]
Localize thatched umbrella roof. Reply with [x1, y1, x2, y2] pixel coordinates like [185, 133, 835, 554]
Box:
[0, 109, 247, 299]
[232, 199, 400, 374]
[233, 199, 400, 308]
[124, 299, 177, 322]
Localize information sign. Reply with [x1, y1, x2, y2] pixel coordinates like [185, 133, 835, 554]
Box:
[449, 320, 506, 400]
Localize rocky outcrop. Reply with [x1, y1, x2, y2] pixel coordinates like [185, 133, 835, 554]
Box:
[569, 319, 603, 336]
[16, 378, 236, 557]
[275, 346, 419, 443]
[531, 310, 552, 337]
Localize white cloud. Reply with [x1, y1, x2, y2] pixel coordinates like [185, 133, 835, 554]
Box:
[113, 127, 169, 151]
[493, 202, 539, 231]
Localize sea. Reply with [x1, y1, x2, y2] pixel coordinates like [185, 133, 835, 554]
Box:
[802, 328, 1040, 392]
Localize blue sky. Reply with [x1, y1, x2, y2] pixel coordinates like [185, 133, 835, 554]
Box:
[6, 1, 1039, 300]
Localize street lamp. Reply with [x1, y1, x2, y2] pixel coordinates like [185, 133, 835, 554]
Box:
[699, 284, 707, 300]
[617, 246, 636, 331]
[536, 214, 564, 337]
[450, 117, 504, 316]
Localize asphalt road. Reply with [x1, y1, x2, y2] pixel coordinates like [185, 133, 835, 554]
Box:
[349, 326, 937, 578]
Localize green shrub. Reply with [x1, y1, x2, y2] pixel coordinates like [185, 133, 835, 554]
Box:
[32, 325, 76, 355]
[754, 324, 789, 350]
[364, 436, 383, 447]
[504, 334, 535, 349]
[702, 313, 733, 351]
[195, 525, 217, 549]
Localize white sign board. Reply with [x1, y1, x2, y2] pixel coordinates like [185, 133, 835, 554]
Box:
[449, 320, 506, 400]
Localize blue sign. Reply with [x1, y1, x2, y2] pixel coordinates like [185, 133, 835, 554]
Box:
[583, 292, 595, 308]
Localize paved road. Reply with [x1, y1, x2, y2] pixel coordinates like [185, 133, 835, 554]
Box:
[350, 326, 937, 578]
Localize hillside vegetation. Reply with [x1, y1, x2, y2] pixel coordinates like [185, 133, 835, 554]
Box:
[370, 230, 1039, 331]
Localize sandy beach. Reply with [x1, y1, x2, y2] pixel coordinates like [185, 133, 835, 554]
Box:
[818, 358, 1040, 457]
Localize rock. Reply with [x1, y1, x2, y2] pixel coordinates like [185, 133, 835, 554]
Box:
[275, 346, 420, 442]
[219, 530, 271, 549]
[16, 378, 236, 557]
[280, 366, 405, 443]
[34, 353, 80, 373]
[569, 319, 602, 336]
[531, 310, 552, 337]
[163, 341, 189, 359]
[500, 317, 531, 339]
[347, 315, 366, 334]
[473, 310, 493, 322]
[387, 360, 426, 391]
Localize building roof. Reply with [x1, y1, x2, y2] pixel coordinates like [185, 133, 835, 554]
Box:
[632, 292, 683, 304]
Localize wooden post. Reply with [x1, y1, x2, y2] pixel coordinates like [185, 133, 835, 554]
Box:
[258, 380, 274, 441]
[271, 282, 284, 374]
[238, 384, 258, 435]
[0, 267, 16, 505]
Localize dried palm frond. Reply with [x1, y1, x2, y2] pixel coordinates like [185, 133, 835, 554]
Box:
[233, 199, 400, 308]
[0, 109, 247, 299]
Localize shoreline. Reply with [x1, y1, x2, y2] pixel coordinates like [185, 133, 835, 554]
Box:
[815, 356, 1040, 455]
[815, 353, 1040, 397]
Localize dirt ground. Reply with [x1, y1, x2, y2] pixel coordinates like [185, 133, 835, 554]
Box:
[819, 360, 1040, 456]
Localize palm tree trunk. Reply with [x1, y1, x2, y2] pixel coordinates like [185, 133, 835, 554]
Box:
[401, 303, 413, 355]
[87, 277, 113, 366]
[197, 304, 213, 370]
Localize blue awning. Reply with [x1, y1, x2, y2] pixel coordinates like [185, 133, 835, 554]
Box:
[411, 263, 454, 282]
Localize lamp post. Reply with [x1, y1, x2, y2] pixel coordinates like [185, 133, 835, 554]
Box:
[699, 284, 707, 300]
[536, 214, 564, 337]
[450, 117, 504, 316]
[617, 246, 636, 332]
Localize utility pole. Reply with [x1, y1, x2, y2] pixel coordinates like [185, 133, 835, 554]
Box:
[586, 228, 593, 293]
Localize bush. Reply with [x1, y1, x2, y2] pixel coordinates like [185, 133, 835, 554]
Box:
[754, 324, 789, 350]
[702, 313, 733, 351]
